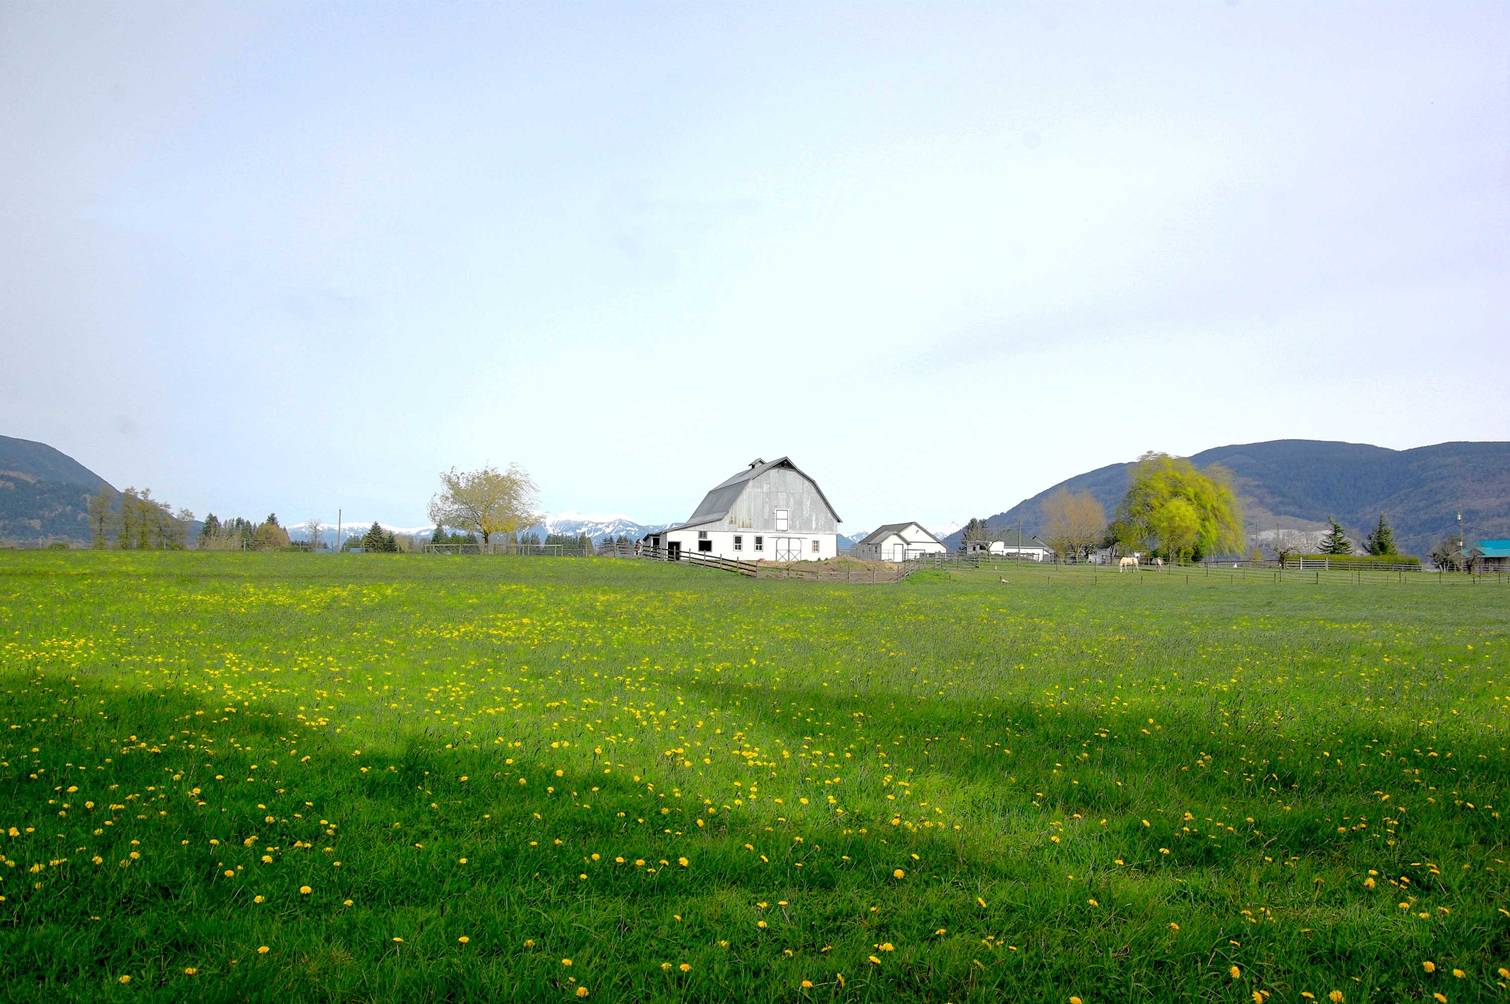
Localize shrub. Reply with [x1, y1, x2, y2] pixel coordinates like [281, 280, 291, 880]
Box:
[1299, 553, 1421, 570]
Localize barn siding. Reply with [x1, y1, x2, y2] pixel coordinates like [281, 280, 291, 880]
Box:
[725, 468, 838, 533]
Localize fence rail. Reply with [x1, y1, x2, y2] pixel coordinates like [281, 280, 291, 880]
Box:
[635, 545, 758, 577]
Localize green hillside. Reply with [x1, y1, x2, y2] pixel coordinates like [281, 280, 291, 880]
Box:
[946, 439, 1510, 558]
[0, 435, 115, 543]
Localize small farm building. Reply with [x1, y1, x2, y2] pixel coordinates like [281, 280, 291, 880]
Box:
[643, 457, 841, 562]
[854, 522, 947, 562]
[1476, 539, 1510, 572]
[965, 529, 1053, 561]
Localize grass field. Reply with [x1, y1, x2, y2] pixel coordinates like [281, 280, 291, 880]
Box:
[1, 553, 1507, 1002]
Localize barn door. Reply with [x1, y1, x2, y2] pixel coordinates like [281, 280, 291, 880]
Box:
[774, 537, 802, 561]
[892, 543, 904, 562]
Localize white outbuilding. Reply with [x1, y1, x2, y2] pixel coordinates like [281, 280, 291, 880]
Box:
[644, 457, 841, 562]
[965, 529, 1054, 561]
[853, 522, 947, 562]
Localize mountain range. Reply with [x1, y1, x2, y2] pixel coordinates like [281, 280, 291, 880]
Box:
[940, 440, 1510, 558]
[293, 514, 671, 549]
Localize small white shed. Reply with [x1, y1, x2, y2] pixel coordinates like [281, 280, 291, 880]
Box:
[854, 522, 947, 562]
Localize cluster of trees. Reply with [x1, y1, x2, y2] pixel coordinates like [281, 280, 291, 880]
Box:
[86, 486, 192, 550]
[199, 513, 291, 551]
[1310, 513, 1403, 558]
[349, 522, 401, 552]
[956, 455, 1244, 565]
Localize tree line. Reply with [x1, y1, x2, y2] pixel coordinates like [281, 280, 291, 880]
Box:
[86, 486, 193, 550]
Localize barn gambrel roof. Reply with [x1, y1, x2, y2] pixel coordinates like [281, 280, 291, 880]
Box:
[672, 457, 842, 531]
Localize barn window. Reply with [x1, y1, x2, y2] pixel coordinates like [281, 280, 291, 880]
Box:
[698, 538, 712, 552]
[754, 536, 763, 551]
[733, 535, 743, 551]
[775, 509, 788, 531]
[811, 539, 820, 553]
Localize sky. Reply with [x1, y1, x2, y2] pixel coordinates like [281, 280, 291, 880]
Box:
[3, 2, 1507, 533]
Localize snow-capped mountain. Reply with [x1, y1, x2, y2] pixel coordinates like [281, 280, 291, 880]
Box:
[518, 512, 667, 544]
[288, 513, 669, 548]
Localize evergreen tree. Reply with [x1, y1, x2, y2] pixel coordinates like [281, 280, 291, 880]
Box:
[958, 518, 987, 553]
[1363, 514, 1397, 556]
[201, 513, 221, 546]
[1317, 517, 1352, 555]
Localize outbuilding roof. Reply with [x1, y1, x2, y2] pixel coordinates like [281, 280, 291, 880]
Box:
[857, 522, 944, 546]
[670, 457, 841, 531]
[1478, 539, 1510, 558]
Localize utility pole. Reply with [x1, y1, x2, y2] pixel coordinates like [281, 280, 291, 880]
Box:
[337, 508, 343, 553]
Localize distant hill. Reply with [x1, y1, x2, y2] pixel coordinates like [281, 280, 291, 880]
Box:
[0, 435, 116, 543]
[942, 440, 1510, 558]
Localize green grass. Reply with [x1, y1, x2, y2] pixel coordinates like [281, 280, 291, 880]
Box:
[0, 552, 1507, 1002]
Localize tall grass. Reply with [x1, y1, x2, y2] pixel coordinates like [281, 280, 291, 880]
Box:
[0, 553, 1505, 1001]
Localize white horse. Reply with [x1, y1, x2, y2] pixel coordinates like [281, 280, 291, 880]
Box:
[1152, 557, 1164, 569]
[1118, 555, 1139, 572]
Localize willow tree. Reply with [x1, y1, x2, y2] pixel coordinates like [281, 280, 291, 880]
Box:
[427, 464, 541, 547]
[1108, 452, 1243, 562]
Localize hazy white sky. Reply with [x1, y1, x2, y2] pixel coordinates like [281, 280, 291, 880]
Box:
[3, 2, 1506, 531]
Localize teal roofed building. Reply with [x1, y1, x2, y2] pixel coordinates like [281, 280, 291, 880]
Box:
[1475, 539, 1510, 571]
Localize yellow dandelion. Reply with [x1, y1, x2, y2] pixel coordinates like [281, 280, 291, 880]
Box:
[1424, 961, 1436, 973]
[678, 963, 691, 972]
[575, 988, 589, 999]
[1432, 995, 1446, 1004]
[561, 958, 572, 967]
[257, 946, 270, 955]
[299, 885, 312, 895]
[118, 975, 131, 985]
[1070, 997, 1083, 1004]
[893, 868, 905, 879]
[458, 936, 470, 944]
[678, 857, 688, 867]
[1451, 969, 1464, 979]
[183, 968, 198, 976]
[1229, 965, 1242, 980]
[801, 980, 813, 989]
[868, 955, 882, 965]
[1329, 992, 1344, 1003]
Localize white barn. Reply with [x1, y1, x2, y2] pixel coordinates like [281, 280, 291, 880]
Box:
[645, 457, 841, 562]
[854, 522, 947, 562]
[965, 529, 1053, 562]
